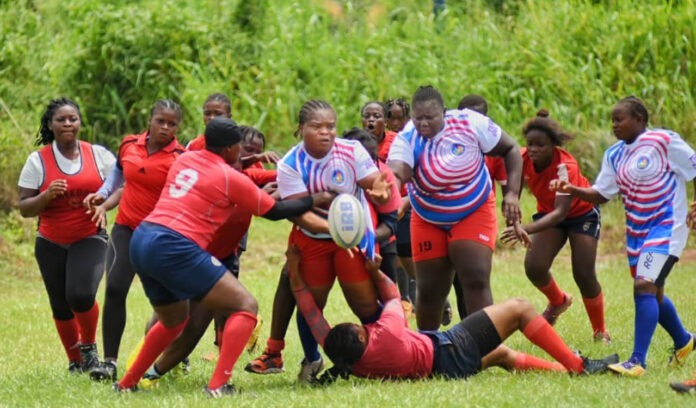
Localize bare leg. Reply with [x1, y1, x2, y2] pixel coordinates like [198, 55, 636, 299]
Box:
[449, 240, 493, 313]
[414, 256, 453, 330]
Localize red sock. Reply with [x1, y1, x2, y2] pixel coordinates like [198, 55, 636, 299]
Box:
[118, 319, 188, 389]
[513, 352, 567, 372]
[265, 338, 285, 355]
[538, 279, 565, 306]
[73, 302, 99, 344]
[522, 316, 583, 373]
[54, 318, 81, 362]
[208, 312, 257, 390]
[582, 292, 606, 334]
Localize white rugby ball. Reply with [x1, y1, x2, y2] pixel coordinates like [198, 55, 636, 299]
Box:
[328, 193, 365, 249]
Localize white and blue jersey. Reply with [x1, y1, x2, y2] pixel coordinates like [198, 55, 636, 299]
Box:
[388, 109, 501, 227]
[593, 129, 696, 267]
[278, 138, 379, 259]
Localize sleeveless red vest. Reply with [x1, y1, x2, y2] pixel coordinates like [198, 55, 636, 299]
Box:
[37, 141, 104, 244]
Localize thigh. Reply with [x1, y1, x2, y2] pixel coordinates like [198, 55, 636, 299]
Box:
[524, 227, 567, 271]
[567, 232, 598, 273]
[415, 256, 454, 298]
[106, 224, 136, 291]
[290, 227, 336, 288]
[448, 240, 492, 284]
[410, 211, 448, 262]
[446, 197, 497, 251]
[200, 271, 257, 315]
[65, 233, 108, 297]
[34, 237, 71, 317]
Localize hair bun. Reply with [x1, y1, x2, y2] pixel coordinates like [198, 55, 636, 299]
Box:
[536, 109, 550, 118]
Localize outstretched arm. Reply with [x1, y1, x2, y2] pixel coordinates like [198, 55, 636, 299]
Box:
[287, 245, 331, 347]
[549, 180, 609, 205]
[365, 254, 399, 303]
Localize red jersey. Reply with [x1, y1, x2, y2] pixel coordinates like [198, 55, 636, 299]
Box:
[377, 130, 398, 163]
[186, 134, 206, 151]
[145, 150, 276, 249]
[115, 132, 185, 230]
[485, 156, 507, 186]
[205, 165, 279, 260]
[38, 141, 104, 244]
[521, 147, 594, 218]
[352, 299, 434, 379]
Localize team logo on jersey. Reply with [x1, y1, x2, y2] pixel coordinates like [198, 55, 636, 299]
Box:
[636, 156, 650, 170]
[451, 143, 465, 156]
[331, 169, 346, 185]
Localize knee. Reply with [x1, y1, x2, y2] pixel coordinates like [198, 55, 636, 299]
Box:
[105, 282, 130, 303]
[238, 295, 258, 315]
[66, 290, 96, 312]
[506, 298, 535, 315]
[633, 279, 657, 296]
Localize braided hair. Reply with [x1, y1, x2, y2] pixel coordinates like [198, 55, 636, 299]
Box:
[360, 100, 387, 117]
[522, 109, 572, 146]
[203, 93, 232, 116]
[457, 94, 488, 116]
[412, 85, 444, 109]
[319, 323, 366, 385]
[342, 127, 378, 161]
[240, 125, 266, 150]
[617, 96, 649, 125]
[385, 98, 410, 118]
[35, 97, 82, 146]
[294, 99, 335, 138]
[150, 99, 183, 121]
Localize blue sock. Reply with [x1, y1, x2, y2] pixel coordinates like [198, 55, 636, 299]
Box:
[658, 295, 692, 348]
[296, 313, 321, 362]
[631, 294, 659, 366]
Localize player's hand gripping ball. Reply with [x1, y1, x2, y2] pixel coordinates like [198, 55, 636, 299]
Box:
[328, 193, 365, 249]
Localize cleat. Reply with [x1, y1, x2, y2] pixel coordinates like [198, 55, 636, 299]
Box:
[608, 357, 645, 378]
[138, 372, 160, 390]
[442, 300, 453, 326]
[600, 353, 620, 365]
[593, 331, 612, 345]
[246, 316, 264, 354]
[401, 299, 414, 320]
[204, 383, 237, 398]
[79, 343, 100, 373]
[297, 356, 324, 385]
[245, 352, 284, 374]
[670, 376, 696, 394]
[542, 293, 573, 326]
[68, 361, 82, 374]
[112, 382, 138, 393]
[580, 356, 611, 375]
[668, 334, 694, 368]
[90, 360, 117, 382]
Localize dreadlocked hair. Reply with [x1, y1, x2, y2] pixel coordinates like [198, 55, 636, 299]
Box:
[412, 85, 444, 110]
[294, 99, 335, 138]
[36, 97, 82, 146]
[150, 99, 183, 121]
[203, 93, 232, 116]
[522, 109, 572, 146]
[618, 95, 649, 125]
[385, 97, 410, 118]
[457, 94, 488, 116]
[320, 323, 366, 384]
[239, 125, 266, 149]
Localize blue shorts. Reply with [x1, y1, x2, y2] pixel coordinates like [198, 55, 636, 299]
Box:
[532, 207, 601, 240]
[396, 207, 412, 257]
[130, 222, 227, 306]
[429, 310, 501, 379]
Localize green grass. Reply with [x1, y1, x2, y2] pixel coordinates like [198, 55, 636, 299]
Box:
[1, 217, 696, 407]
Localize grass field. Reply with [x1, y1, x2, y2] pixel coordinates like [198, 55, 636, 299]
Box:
[2, 212, 696, 407]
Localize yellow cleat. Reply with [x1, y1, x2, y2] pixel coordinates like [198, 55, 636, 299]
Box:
[246, 316, 264, 354]
[668, 334, 694, 368]
[608, 358, 645, 378]
[125, 337, 145, 372]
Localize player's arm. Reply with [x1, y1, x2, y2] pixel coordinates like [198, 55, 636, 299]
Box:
[286, 245, 331, 346]
[549, 180, 608, 205]
[18, 185, 61, 217]
[387, 160, 412, 193]
[358, 171, 391, 206]
[375, 210, 397, 242]
[365, 254, 399, 302]
[487, 131, 523, 224]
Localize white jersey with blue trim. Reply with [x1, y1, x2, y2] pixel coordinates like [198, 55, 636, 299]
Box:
[387, 109, 500, 227]
[593, 129, 696, 266]
[277, 138, 379, 259]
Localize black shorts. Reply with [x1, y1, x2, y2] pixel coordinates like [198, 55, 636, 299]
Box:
[429, 310, 501, 379]
[532, 207, 601, 239]
[396, 207, 412, 257]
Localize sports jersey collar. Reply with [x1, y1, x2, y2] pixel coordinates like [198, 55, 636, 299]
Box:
[136, 131, 180, 153]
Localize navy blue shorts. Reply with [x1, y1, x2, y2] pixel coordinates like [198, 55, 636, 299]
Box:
[532, 207, 601, 239]
[430, 310, 501, 379]
[396, 207, 412, 257]
[130, 222, 227, 306]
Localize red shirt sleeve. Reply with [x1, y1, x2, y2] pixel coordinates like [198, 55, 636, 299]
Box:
[243, 167, 278, 187]
[226, 168, 276, 216]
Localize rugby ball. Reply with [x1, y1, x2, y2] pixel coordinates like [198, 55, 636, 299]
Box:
[328, 193, 365, 249]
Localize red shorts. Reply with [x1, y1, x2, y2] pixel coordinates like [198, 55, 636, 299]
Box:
[410, 193, 497, 262]
[288, 227, 371, 287]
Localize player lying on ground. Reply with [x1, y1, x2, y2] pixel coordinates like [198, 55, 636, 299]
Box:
[287, 245, 618, 382]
